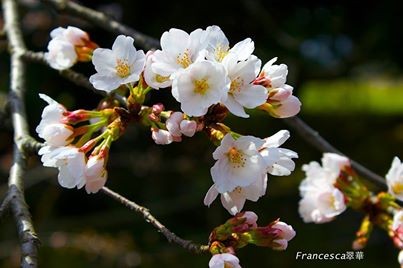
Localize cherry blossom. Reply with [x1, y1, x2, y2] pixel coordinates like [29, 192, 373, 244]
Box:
[39, 145, 86, 189]
[89, 35, 146, 92]
[386, 157, 403, 201]
[209, 253, 241, 268]
[222, 55, 268, 118]
[85, 155, 107, 194]
[298, 156, 349, 223]
[36, 94, 73, 147]
[45, 26, 95, 70]
[172, 60, 230, 116]
[256, 130, 298, 176]
[144, 51, 172, 89]
[204, 25, 254, 63]
[210, 134, 267, 193]
[151, 27, 206, 79]
[204, 175, 267, 215]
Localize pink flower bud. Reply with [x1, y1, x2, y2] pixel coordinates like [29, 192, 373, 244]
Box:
[272, 95, 301, 118]
[269, 86, 292, 101]
[271, 221, 296, 250]
[151, 128, 173, 145]
[180, 120, 197, 137]
[152, 103, 165, 115]
[166, 112, 183, 137]
[242, 211, 258, 227]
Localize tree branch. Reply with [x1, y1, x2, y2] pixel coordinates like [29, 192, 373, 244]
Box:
[100, 187, 209, 254]
[2, 0, 40, 266]
[283, 116, 386, 187]
[41, 0, 160, 50]
[22, 51, 127, 105]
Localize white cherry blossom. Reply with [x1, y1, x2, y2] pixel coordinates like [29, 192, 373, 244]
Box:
[89, 35, 146, 92]
[36, 94, 73, 146]
[255, 130, 298, 176]
[85, 155, 107, 194]
[204, 175, 267, 215]
[38, 145, 86, 189]
[144, 51, 172, 89]
[210, 134, 267, 193]
[151, 28, 206, 78]
[172, 60, 230, 116]
[204, 25, 254, 63]
[222, 55, 268, 118]
[209, 253, 241, 268]
[386, 157, 403, 201]
[45, 26, 91, 70]
[298, 155, 349, 223]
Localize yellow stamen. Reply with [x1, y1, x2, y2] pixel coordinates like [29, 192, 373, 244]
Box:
[227, 147, 246, 168]
[193, 79, 209, 95]
[116, 59, 131, 78]
[224, 262, 234, 268]
[229, 77, 243, 94]
[155, 74, 170, 83]
[392, 182, 403, 195]
[215, 44, 229, 62]
[176, 49, 192, 68]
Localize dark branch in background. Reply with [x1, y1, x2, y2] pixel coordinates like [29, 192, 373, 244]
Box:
[22, 51, 106, 96]
[41, 0, 160, 50]
[22, 51, 127, 105]
[1, 0, 40, 266]
[283, 116, 386, 187]
[101, 187, 209, 254]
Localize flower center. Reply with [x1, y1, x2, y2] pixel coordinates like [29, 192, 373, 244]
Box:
[229, 77, 243, 94]
[392, 182, 403, 195]
[224, 262, 234, 268]
[234, 186, 243, 194]
[227, 147, 246, 168]
[116, 59, 131, 78]
[176, 49, 192, 68]
[155, 74, 170, 83]
[193, 78, 209, 95]
[214, 44, 229, 62]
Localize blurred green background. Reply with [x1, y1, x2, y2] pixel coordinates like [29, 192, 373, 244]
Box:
[1, 0, 403, 267]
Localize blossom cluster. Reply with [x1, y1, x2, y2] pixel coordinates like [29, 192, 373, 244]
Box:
[36, 94, 117, 194]
[40, 24, 302, 267]
[144, 26, 301, 118]
[299, 153, 403, 267]
[208, 212, 295, 267]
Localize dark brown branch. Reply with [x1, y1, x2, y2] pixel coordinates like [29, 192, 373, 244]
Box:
[2, 0, 40, 266]
[283, 116, 386, 187]
[100, 187, 209, 254]
[42, 0, 160, 50]
[22, 51, 106, 96]
[22, 51, 127, 105]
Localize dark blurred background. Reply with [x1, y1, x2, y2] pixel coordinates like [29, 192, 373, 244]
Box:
[0, 0, 403, 267]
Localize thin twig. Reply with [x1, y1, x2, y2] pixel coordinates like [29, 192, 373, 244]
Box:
[283, 116, 386, 187]
[42, 0, 160, 50]
[22, 50, 127, 105]
[100, 186, 209, 254]
[2, 0, 40, 266]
